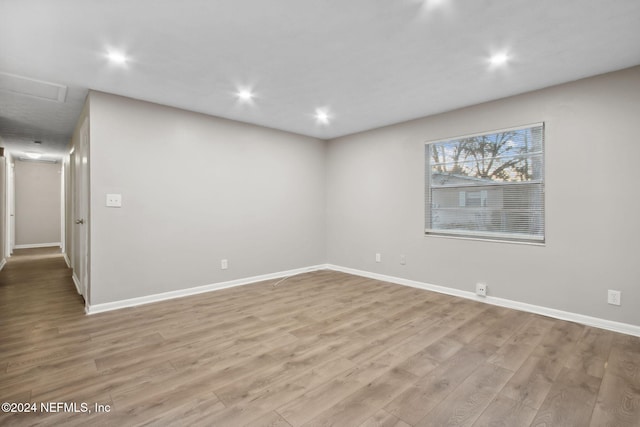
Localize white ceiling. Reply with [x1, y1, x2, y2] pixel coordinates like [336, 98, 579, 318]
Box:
[1, 0, 639, 159]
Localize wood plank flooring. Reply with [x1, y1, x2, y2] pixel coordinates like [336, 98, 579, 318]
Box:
[1, 248, 639, 426]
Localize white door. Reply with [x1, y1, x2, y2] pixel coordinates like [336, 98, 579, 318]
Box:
[74, 118, 90, 303]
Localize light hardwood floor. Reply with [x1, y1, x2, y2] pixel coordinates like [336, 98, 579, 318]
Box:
[1, 248, 639, 426]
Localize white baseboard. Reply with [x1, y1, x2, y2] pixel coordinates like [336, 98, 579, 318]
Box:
[82, 262, 640, 337]
[0, 258, 6, 271]
[14, 242, 61, 249]
[63, 253, 71, 268]
[326, 264, 640, 338]
[86, 264, 328, 315]
[72, 273, 82, 295]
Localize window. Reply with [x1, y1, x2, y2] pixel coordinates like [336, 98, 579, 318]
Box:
[425, 123, 544, 243]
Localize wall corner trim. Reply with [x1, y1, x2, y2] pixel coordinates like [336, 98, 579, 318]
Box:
[63, 253, 71, 269]
[326, 264, 640, 338]
[71, 273, 82, 295]
[0, 258, 6, 272]
[85, 264, 330, 315]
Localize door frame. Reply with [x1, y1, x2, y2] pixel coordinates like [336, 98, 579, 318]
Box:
[72, 117, 90, 307]
[6, 155, 15, 257]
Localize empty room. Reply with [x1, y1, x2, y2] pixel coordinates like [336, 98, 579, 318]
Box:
[1, 1, 639, 426]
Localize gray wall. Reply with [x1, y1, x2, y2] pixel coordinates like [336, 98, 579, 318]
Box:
[14, 160, 61, 246]
[87, 92, 326, 305]
[326, 66, 640, 327]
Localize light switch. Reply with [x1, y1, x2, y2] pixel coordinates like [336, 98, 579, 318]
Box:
[106, 193, 122, 207]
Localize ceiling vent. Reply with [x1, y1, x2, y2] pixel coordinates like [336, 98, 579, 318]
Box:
[0, 71, 67, 102]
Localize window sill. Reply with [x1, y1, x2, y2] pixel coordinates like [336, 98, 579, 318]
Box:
[424, 232, 546, 246]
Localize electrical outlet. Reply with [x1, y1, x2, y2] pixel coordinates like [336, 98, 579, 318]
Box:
[476, 283, 487, 297]
[106, 193, 122, 207]
[375, 253, 381, 263]
[607, 290, 621, 306]
[400, 254, 406, 265]
[221, 259, 228, 270]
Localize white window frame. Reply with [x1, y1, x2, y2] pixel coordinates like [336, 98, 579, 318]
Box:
[425, 123, 545, 244]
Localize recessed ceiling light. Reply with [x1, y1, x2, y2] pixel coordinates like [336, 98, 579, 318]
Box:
[236, 89, 254, 102]
[422, 0, 450, 12]
[315, 109, 330, 125]
[107, 50, 128, 65]
[489, 52, 509, 67]
[425, 0, 446, 8]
